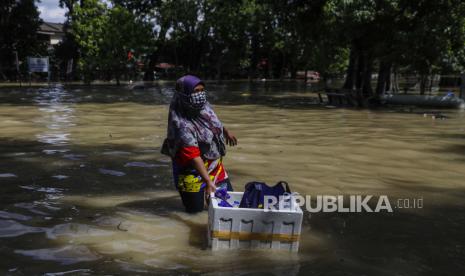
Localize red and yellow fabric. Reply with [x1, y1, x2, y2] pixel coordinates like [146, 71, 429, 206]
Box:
[174, 146, 228, 193]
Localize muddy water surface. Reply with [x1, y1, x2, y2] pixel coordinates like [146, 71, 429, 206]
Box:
[0, 82, 464, 275]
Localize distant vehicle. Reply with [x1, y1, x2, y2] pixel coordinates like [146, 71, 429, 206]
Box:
[154, 62, 182, 79]
[296, 70, 320, 81]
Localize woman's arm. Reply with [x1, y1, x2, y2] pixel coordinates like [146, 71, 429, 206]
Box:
[223, 127, 238, 146]
[191, 156, 216, 193]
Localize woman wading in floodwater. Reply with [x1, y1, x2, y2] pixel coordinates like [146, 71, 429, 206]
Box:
[161, 75, 237, 213]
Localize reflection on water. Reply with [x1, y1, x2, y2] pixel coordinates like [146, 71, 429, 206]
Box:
[34, 86, 75, 147]
[98, 168, 126, 177]
[0, 173, 17, 178]
[0, 220, 43, 238]
[0, 82, 464, 274]
[15, 245, 101, 265]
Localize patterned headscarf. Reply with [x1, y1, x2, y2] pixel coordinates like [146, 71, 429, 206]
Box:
[161, 75, 226, 160]
[175, 75, 205, 110]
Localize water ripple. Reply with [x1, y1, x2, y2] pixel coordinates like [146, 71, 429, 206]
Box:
[99, 168, 126, 176]
[15, 245, 101, 265]
[0, 219, 43, 237]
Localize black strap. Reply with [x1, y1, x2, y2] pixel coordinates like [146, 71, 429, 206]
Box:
[277, 181, 291, 193]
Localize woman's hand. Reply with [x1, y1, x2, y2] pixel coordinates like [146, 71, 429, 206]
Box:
[204, 179, 216, 209]
[191, 157, 216, 194]
[206, 180, 216, 194]
[223, 127, 238, 146]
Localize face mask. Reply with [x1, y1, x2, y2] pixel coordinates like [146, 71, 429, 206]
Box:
[188, 90, 207, 109]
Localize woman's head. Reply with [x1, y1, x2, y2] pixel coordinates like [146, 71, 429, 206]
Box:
[176, 75, 207, 110]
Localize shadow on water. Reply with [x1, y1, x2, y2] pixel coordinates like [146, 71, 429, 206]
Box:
[300, 203, 465, 276]
[431, 133, 465, 140]
[292, 172, 465, 275]
[0, 138, 173, 196]
[430, 144, 465, 158]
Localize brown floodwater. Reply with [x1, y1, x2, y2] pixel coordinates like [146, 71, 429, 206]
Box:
[0, 82, 464, 275]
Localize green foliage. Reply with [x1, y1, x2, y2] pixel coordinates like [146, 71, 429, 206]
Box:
[0, 0, 45, 79]
[64, 0, 364, 81]
[10, 0, 462, 87]
[70, 0, 155, 83]
[325, 0, 465, 95]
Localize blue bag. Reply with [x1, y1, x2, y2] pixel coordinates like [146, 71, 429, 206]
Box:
[239, 181, 291, 209]
[215, 186, 232, 207]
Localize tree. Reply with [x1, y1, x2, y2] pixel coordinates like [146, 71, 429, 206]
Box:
[293, 0, 348, 83]
[70, 0, 107, 83]
[331, 0, 465, 101]
[99, 5, 156, 84]
[70, 0, 155, 84]
[52, 0, 465, 92]
[0, 0, 44, 80]
[398, 0, 465, 94]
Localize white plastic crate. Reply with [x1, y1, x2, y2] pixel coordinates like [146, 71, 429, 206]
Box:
[208, 192, 303, 252]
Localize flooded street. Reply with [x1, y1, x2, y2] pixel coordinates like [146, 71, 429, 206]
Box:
[1, 82, 464, 275]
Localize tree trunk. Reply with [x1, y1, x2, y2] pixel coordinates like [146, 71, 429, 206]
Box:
[361, 53, 373, 97]
[280, 51, 285, 82]
[419, 74, 427, 95]
[460, 73, 465, 99]
[115, 66, 122, 86]
[267, 57, 272, 79]
[289, 60, 297, 79]
[392, 68, 400, 93]
[343, 47, 357, 90]
[144, 53, 157, 81]
[355, 52, 365, 90]
[216, 56, 222, 82]
[385, 68, 391, 92]
[249, 34, 259, 79]
[375, 61, 391, 95]
[429, 74, 434, 94]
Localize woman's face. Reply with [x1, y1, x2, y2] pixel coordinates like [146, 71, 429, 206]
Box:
[193, 84, 205, 94]
[186, 83, 207, 110]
